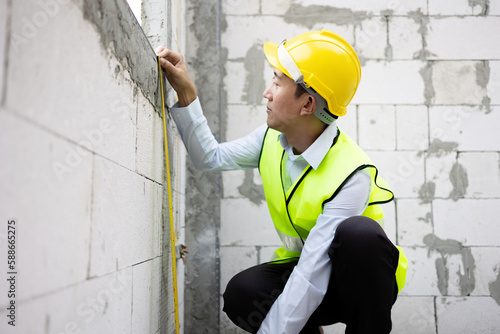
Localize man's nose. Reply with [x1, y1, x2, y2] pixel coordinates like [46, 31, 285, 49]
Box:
[263, 84, 272, 100]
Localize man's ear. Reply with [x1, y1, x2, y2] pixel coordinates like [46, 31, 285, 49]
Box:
[300, 94, 317, 116]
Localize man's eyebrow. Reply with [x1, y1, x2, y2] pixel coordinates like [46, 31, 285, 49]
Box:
[273, 70, 282, 80]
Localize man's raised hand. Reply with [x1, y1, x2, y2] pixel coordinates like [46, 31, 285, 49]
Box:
[156, 46, 197, 107]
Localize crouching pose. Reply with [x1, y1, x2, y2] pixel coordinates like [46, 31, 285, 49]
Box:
[157, 29, 407, 334]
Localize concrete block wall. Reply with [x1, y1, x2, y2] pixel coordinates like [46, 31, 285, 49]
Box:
[0, 0, 186, 333]
[194, 0, 500, 333]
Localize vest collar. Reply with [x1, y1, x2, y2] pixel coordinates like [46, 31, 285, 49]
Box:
[278, 121, 338, 170]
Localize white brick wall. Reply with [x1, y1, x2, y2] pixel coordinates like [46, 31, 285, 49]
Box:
[382, 201, 397, 243]
[490, 0, 500, 15]
[222, 16, 300, 60]
[400, 247, 442, 296]
[336, 108, 358, 142]
[225, 61, 253, 105]
[7, 268, 134, 334]
[7, 0, 138, 172]
[223, 0, 260, 16]
[396, 199, 433, 246]
[356, 17, 387, 59]
[132, 257, 162, 333]
[90, 155, 162, 276]
[458, 152, 500, 198]
[389, 17, 423, 60]
[367, 150, 426, 198]
[395, 105, 429, 151]
[261, 0, 293, 15]
[392, 297, 437, 333]
[358, 105, 396, 150]
[352, 61, 426, 105]
[294, 0, 427, 15]
[436, 297, 500, 334]
[471, 247, 500, 296]
[488, 60, 500, 105]
[432, 61, 487, 105]
[433, 199, 500, 246]
[220, 246, 258, 292]
[136, 90, 165, 183]
[216, 1, 500, 332]
[0, 0, 6, 101]
[427, 17, 500, 60]
[0, 0, 185, 333]
[220, 198, 280, 247]
[426, 151, 459, 198]
[225, 104, 268, 140]
[429, 106, 500, 151]
[428, 0, 487, 15]
[0, 111, 92, 299]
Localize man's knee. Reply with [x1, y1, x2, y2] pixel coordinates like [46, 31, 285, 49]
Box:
[223, 270, 280, 332]
[329, 216, 391, 260]
[337, 216, 386, 243]
[223, 271, 250, 311]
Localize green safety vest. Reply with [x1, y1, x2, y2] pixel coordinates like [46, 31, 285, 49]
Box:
[258, 127, 407, 293]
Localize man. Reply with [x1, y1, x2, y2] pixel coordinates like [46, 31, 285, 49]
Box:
[156, 29, 407, 334]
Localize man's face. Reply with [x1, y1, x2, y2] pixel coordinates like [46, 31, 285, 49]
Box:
[263, 69, 305, 133]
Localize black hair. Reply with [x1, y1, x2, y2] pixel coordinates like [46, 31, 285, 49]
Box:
[294, 83, 308, 98]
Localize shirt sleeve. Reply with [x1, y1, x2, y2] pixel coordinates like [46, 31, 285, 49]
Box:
[257, 170, 372, 334]
[170, 97, 266, 171]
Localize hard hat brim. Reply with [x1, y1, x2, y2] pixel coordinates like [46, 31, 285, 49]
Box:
[263, 41, 290, 78]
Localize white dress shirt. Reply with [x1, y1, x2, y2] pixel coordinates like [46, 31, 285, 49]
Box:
[171, 98, 371, 334]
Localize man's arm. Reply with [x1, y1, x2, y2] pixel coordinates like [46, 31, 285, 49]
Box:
[157, 46, 266, 171]
[171, 98, 266, 171]
[258, 170, 371, 334]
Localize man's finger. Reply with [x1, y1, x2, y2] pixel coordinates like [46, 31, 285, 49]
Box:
[160, 58, 183, 80]
[155, 46, 172, 59]
[155, 47, 183, 67]
[163, 49, 183, 64]
[156, 48, 169, 58]
[159, 57, 174, 71]
[155, 45, 165, 55]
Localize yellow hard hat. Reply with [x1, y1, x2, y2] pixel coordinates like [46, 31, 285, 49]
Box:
[264, 29, 361, 119]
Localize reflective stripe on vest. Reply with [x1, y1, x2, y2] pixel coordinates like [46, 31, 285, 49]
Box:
[276, 228, 303, 253]
[258, 127, 408, 293]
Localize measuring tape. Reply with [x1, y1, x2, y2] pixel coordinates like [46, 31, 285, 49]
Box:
[158, 56, 180, 334]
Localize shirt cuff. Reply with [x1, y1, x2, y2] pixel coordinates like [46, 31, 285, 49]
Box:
[258, 268, 325, 334]
[170, 97, 204, 127]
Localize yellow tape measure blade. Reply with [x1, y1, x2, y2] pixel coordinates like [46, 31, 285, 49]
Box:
[158, 57, 180, 334]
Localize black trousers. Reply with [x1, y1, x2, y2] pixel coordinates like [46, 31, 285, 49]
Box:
[223, 216, 400, 334]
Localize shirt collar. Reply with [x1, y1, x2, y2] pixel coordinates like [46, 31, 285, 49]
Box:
[279, 121, 338, 170]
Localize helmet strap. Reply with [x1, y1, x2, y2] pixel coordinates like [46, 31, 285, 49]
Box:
[301, 84, 337, 125]
[277, 40, 304, 84]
